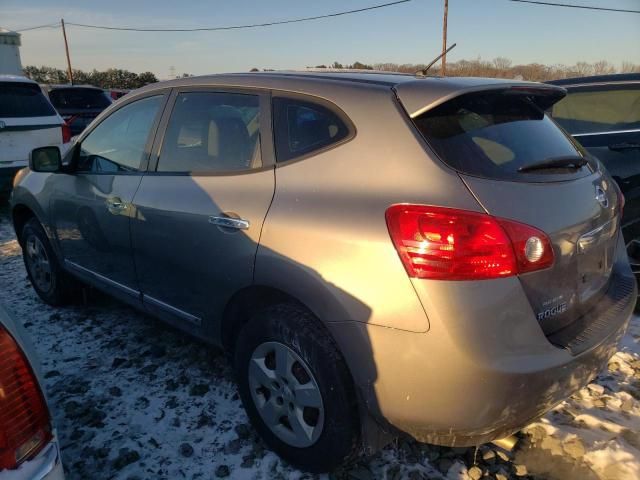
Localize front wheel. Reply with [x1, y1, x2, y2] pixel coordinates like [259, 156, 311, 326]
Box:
[22, 218, 78, 305]
[234, 303, 360, 472]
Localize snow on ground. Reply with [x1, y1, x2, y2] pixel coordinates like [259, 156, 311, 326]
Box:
[0, 204, 639, 480]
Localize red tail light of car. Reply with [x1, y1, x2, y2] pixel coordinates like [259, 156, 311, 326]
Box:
[0, 325, 52, 470]
[61, 121, 72, 144]
[385, 205, 554, 280]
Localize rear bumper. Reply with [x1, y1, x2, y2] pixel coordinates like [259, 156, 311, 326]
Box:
[0, 438, 64, 480]
[329, 239, 636, 447]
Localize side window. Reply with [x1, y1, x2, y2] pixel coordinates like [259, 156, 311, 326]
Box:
[158, 92, 261, 173]
[77, 95, 163, 173]
[273, 97, 351, 162]
[551, 85, 640, 135]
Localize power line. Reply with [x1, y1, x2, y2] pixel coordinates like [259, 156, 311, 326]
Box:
[64, 0, 413, 32]
[509, 0, 640, 14]
[14, 22, 60, 32]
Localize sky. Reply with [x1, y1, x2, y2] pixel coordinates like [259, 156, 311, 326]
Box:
[2, 0, 639, 78]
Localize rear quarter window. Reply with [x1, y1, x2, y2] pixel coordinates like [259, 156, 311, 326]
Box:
[0, 82, 57, 118]
[412, 90, 588, 182]
[273, 97, 351, 162]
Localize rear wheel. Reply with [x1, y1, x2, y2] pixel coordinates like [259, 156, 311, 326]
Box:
[22, 218, 78, 305]
[234, 303, 360, 472]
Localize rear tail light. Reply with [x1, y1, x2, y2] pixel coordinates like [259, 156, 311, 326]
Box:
[0, 325, 52, 470]
[385, 205, 554, 280]
[61, 122, 72, 144]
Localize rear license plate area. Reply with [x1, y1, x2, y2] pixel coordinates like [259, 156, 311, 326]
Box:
[577, 219, 617, 302]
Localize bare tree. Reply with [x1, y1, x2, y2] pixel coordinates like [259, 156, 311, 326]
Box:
[368, 58, 640, 81]
[620, 62, 640, 73]
[593, 60, 615, 75]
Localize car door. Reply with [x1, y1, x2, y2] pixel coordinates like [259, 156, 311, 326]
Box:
[551, 82, 640, 273]
[50, 92, 167, 299]
[130, 88, 275, 337]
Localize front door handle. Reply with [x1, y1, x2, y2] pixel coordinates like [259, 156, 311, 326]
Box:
[106, 197, 127, 213]
[209, 215, 250, 230]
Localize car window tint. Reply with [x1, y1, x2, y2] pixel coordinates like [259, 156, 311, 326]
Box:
[77, 95, 163, 173]
[413, 90, 585, 182]
[48, 88, 112, 110]
[0, 82, 57, 118]
[158, 92, 261, 173]
[273, 97, 350, 162]
[551, 86, 640, 135]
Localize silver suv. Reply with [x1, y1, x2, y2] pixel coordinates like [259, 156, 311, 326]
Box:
[10, 72, 636, 472]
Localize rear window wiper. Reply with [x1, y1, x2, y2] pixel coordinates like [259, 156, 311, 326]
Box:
[517, 155, 588, 173]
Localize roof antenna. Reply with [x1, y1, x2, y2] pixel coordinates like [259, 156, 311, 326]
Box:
[416, 43, 457, 77]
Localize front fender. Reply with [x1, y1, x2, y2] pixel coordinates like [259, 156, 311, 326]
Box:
[10, 170, 60, 256]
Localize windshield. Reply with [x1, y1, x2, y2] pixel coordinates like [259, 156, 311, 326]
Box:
[412, 90, 589, 181]
[48, 88, 112, 110]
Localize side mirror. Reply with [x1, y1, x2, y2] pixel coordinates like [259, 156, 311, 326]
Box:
[29, 146, 62, 173]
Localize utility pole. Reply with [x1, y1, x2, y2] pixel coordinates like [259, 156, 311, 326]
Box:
[61, 18, 74, 84]
[441, 0, 449, 76]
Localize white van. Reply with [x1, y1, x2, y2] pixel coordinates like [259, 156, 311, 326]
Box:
[0, 75, 69, 195]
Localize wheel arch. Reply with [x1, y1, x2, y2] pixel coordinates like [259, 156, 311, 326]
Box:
[12, 203, 38, 245]
[220, 285, 314, 355]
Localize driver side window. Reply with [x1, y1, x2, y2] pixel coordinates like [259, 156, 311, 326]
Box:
[77, 95, 163, 173]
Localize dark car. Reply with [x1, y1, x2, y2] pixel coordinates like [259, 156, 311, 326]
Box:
[548, 74, 640, 286]
[43, 85, 112, 136]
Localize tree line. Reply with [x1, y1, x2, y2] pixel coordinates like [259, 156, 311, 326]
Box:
[23, 66, 158, 89]
[25, 58, 640, 89]
[307, 58, 640, 82]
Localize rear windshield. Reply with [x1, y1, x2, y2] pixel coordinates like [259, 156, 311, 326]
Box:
[0, 82, 57, 118]
[48, 88, 112, 110]
[413, 90, 586, 181]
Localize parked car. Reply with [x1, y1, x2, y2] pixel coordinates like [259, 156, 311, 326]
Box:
[548, 73, 640, 288]
[42, 85, 112, 137]
[0, 303, 65, 479]
[107, 89, 129, 101]
[0, 75, 70, 197]
[10, 72, 636, 472]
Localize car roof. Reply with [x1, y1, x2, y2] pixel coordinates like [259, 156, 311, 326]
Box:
[0, 74, 37, 84]
[547, 73, 640, 87]
[140, 70, 538, 90]
[44, 84, 104, 91]
[133, 71, 556, 117]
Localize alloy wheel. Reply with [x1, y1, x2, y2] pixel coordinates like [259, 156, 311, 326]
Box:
[248, 341, 324, 448]
[25, 235, 53, 293]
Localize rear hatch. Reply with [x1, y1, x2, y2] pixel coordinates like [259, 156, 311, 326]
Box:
[398, 83, 622, 335]
[0, 81, 62, 165]
[47, 87, 112, 135]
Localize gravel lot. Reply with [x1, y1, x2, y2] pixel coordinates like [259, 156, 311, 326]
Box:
[0, 203, 639, 480]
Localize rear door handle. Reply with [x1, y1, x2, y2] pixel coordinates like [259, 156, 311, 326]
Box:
[209, 216, 250, 230]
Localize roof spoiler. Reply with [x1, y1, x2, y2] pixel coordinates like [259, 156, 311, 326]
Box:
[394, 80, 567, 118]
[505, 85, 567, 110]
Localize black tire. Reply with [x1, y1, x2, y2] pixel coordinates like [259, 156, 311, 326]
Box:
[21, 218, 79, 306]
[234, 303, 360, 472]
